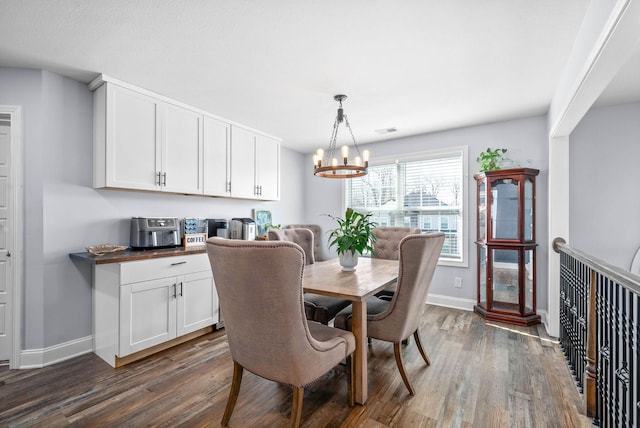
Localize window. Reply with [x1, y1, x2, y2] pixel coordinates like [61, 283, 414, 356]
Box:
[344, 147, 468, 265]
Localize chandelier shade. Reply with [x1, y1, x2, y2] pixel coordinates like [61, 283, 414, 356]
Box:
[313, 94, 370, 178]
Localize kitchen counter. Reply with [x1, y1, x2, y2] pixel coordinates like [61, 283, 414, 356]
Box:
[69, 246, 207, 265]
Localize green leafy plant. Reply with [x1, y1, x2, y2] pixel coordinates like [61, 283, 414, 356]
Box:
[477, 148, 507, 172]
[327, 208, 377, 255]
[264, 223, 281, 231]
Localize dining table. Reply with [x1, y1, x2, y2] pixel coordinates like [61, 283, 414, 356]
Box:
[302, 256, 399, 405]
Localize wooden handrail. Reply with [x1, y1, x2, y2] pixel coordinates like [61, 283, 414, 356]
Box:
[553, 237, 640, 295]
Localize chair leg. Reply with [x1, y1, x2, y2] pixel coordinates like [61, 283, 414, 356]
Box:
[222, 361, 244, 427]
[413, 329, 431, 366]
[345, 354, 355, 407]
[393, 343, 415, 395]
[290, 386, 304, 428]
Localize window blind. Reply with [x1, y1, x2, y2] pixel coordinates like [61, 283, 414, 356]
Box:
[345, 148, 465, 263]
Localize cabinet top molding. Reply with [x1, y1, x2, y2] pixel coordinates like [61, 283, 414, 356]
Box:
[88, 73, 281, 142]
[473, 167, 539, 180]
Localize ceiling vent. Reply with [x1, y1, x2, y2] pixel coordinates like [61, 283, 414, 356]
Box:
[374, 127, 398, 135]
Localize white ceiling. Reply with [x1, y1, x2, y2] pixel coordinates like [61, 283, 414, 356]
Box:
[2, 0, 634, 154]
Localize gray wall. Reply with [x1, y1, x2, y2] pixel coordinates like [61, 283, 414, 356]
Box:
[2, 65, 556, 352]
[1, 67, 306, 350]
[570, 101, 640, 270]
[305, 116, 550, 308]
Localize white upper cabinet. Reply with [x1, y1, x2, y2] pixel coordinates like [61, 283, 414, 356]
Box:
[90, 74, 280, 200]
[229, 126, 280, 201]
[94, 83, 161, 191]
[203, 116, 231, 197]
[162, 103, 203, 194]
[230, 126, 259, 199]
[255, 134, 280, 200]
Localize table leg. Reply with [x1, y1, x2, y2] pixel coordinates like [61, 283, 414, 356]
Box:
[351, 300, 368, 404]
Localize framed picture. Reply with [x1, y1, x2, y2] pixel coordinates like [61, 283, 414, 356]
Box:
[253, 209, 272, 237]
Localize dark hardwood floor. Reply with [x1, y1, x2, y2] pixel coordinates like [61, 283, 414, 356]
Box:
[0, 306, 592, 427]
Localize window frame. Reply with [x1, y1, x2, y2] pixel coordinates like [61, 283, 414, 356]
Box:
[342, 145, 469, 267]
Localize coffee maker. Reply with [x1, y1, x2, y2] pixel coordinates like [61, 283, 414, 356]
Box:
[230, 218, 256, 240]
[207, 219, 230, 239]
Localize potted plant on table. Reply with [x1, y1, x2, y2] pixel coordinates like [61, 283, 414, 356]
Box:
[327, 208, 377, 271]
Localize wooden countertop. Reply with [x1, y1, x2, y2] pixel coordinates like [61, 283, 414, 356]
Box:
[69, 246, 207, 265]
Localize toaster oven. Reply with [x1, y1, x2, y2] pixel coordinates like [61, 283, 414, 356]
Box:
[130, 217, 181, 249]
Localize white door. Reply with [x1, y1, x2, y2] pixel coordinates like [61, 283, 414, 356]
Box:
[229, 126, 256, 199]
[119, 277, 177, 356]
[162, 103, 203, 194]
[255, 135, 280, 200]
[107, 84, 161, 191]
[203, 116, 230, 197]
[176, 270, 218, 336]
[0, 112, 13, 363]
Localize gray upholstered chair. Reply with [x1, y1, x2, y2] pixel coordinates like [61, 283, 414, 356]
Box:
[285, 224, 326, 261]
[206, 237, 355, 427]
[372, 227, 421, 300]
[269, 228, 351, 325]
[334, 232, 445, 395]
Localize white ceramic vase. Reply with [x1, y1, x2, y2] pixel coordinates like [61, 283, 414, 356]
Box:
[339, 251, 359, 272]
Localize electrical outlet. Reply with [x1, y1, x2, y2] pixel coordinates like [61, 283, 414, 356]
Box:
[454, 277, 462, 288]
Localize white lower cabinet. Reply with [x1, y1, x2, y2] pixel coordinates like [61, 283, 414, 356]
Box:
[93, 253, 218, 367]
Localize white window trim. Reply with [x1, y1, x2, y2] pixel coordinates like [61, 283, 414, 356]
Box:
[342, 145, 469, 267]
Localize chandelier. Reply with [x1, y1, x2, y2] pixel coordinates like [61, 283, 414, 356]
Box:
[313, 94, 370, 178]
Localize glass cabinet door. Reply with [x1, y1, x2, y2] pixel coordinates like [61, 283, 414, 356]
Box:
[524, 178, 534, 241]
[490, 248, 520, 313]
[490, 178, 519, 240]
[524, 248, 535, 313]
[479, 246, 487, 306]
[478, 181, 486, 241]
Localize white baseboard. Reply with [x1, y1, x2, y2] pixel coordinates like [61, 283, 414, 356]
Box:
[426, 293, 475, 311]
[19, 336, 93, 369]
[13, 305, 552, 369]
[537, 309, 552, 337]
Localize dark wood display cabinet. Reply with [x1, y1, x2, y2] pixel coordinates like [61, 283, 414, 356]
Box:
[474, 168, 541, 326]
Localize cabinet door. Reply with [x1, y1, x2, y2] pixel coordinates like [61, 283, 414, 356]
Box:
[120, 277, 177, 356]
[105, 84, 161, 191]
[162, 103, 203, 194]
[230, 126, 257, 199]
[176, 270, 218, 336]
[203, 116, 231, 196]
[255, 135, 280, 200]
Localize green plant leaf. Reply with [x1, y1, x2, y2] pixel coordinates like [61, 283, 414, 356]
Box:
[326, 208, 377, 255]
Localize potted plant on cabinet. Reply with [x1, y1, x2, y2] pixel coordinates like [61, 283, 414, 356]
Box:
[476, 147, 508, 172]
[327, 208, 377, 271]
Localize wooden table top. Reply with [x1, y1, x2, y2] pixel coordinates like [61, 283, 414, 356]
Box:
[69, 246, 207, 265]
[303, 257, 399, 301]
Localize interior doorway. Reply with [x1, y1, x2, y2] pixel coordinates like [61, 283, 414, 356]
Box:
[0, 106, 22, 368]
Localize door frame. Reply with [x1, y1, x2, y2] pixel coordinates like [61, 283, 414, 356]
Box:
[1, 105, 24, 369]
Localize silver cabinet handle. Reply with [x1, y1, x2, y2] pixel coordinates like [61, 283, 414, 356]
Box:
[162, 172, 167, 186]
[156, 172, 162, 186]
[6, 251, 10, 257]
[171, 261, 187, 266]
[179, 282, 183, 297]
[172, 283, 177, 298]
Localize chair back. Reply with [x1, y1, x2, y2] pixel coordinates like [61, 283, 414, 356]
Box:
[372, 227, 421, 260]
[285, 224, 326, 261]
[206, 237, 338, 385]
[368, 233, 445, 342]
[268, 228, 315, 265]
